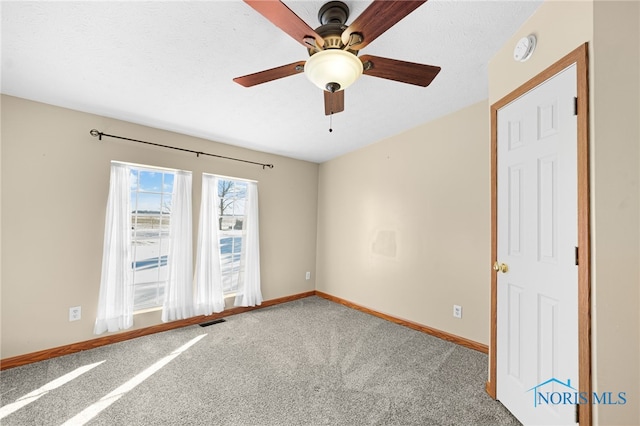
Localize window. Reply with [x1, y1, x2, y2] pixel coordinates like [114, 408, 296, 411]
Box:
[96, 161, 193, 334]
[194, 174, 261, 310]
[130, 167, 175, 311]
[96, 165, 258, 335]
[217, 178, 248, 294]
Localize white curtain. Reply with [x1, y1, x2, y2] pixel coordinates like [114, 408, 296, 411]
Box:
[235, 181, 262, 307]
[162, 171, 194, 322]
[94, 162, 133, 335]
[194, 174, 225, 315]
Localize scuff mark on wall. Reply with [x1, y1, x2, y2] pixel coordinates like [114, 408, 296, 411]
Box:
[372, 230, 397, 257]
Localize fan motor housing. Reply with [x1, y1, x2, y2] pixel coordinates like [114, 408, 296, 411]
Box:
[308, 1, 359, 56]
[308, 23, 359, 56]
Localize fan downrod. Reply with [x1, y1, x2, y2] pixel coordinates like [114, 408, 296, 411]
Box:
[318, 1, 349, 25]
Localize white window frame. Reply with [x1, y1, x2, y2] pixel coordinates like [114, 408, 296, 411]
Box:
[214, 175, 255, 295]
[124, 162, 180, 312]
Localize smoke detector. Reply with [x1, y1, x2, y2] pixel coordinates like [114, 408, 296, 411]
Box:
[513, 35, 537, 62]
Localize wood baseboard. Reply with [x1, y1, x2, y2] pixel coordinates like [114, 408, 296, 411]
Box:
[0, 291, 315, 370]
[315, 291, 488, 354]
[1, 290, 487, 370]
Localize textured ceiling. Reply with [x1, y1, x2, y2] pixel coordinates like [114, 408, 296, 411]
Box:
[1, 1, 542, 163]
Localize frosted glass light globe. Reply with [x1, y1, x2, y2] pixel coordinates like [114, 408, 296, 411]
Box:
[305, 49, 363, 92]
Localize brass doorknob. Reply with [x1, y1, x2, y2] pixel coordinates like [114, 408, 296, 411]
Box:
[493, 262, 509, 273]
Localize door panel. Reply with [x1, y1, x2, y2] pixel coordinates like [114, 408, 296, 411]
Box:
[508, 165, 524, 256]
[538, 155, 558, 263]
[506, 283, 524, 381]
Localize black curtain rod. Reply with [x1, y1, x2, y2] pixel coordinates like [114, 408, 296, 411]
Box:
[89, 129, 274, 169]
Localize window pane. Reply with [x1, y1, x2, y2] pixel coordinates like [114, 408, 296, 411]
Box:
[232, 182, 247, 216]
[220, 237, 232, 254]
[135, 193, 162, 213]
[163, 173, 174, 193]
[160, 217, 171, 238]
[139, 171, 163, 192]
[217, 180, 232, 197]
[132, 240, 163, 283]
[233, 216, 244, 230]
[161, 194, 172, 214]
[133, 282, 159, 310]
[220, 216, 235, 231]
[219, 235, 242, 294]
[130, 169, 139, 191]
[215, 178, 249, 295]
[233, 236, 242, 253]
[130, 166, 176, 311]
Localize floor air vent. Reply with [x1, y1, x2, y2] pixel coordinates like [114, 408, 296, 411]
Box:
[199, 319, 226, 327]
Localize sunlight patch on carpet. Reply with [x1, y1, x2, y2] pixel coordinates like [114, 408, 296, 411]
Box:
[0, 360, 106, 420]
[61, 334, 207, 425]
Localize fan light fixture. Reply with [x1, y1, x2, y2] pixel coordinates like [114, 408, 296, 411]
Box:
[305, 49, 363, 92]
[234, 0, 442, 116]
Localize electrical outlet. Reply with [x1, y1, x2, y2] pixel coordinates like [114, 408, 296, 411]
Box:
[69, 306, 81, 322]
[453, 305, 462, 319]
[305, 271, 311, 280]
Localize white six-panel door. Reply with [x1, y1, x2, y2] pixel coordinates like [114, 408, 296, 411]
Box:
[496, 64, 578, 425]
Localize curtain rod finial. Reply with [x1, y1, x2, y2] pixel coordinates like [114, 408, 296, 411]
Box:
[90, 129, 102, 140]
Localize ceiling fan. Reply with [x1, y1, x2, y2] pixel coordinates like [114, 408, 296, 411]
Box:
[233, 0, 441, 116]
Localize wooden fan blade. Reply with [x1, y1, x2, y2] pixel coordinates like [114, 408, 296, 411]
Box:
[233, 61, 306, 87]
[360, 55, 441, 87]
[244, 0, 324, 48]
[324, 90, 344, 115]
[341, 0, 427, 49]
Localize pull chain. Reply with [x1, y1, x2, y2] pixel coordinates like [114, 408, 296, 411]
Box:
[329, 112, 333, 133]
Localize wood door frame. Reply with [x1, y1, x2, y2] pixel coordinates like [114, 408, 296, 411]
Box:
[486, 43, 591, 426]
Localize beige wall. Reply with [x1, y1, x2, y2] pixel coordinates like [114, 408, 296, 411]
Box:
[0, 97, 3, 353]
[489, 0, 640, 424]
[488, 0, 593, 104]
[316, 101, 491, 345]
[0, 95, 319, 359]
[592, 1, 640, 424]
